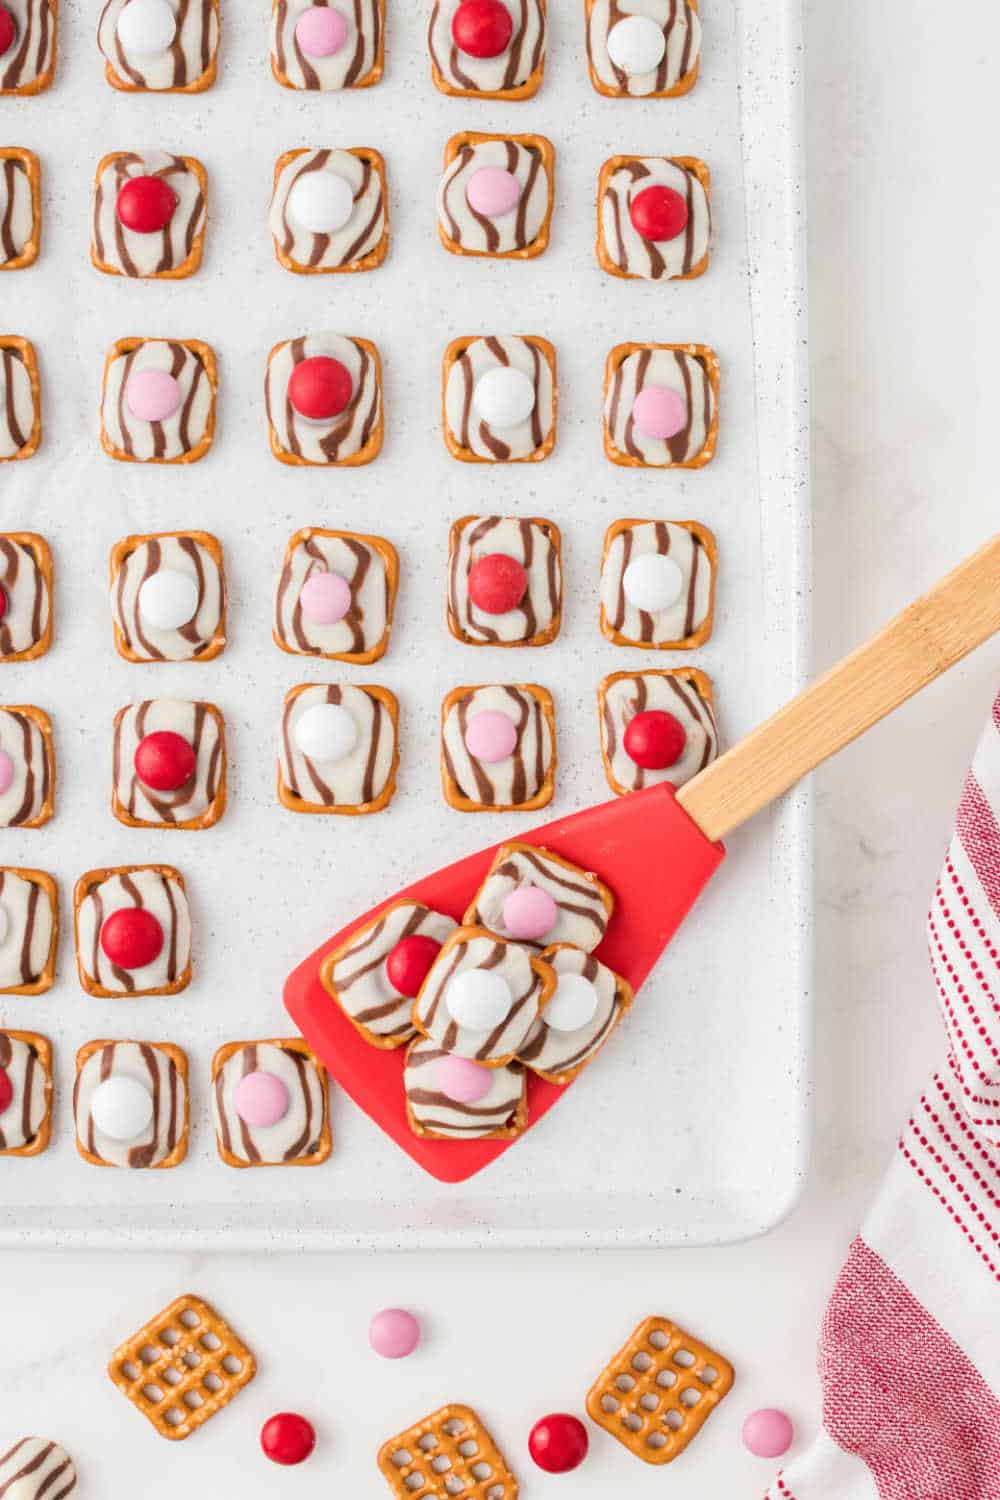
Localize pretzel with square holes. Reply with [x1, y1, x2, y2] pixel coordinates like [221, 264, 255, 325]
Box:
[586, 1314, 733, 1465]
[378, 1403, 518, 1500]
[108, 1293, 256, 1441]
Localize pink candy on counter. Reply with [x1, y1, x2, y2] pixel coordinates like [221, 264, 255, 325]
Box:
[502, 884, 557, 941]
[464, 711, 517, 764]
[631, 384, 687, 442]
[465, 167, 521, 219]
[369, 1308, 421, 1360]
[126, 369, 182, 424]
[234, 1070, 290, 1128]
[300, 571, 352, 625]
[742, 1408, 794, 1458]
[437, 1054, 493, 1104]
[295, 4, 348, 56]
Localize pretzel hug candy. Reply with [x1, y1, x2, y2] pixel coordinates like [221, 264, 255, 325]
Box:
[0, 1029, 53, 1156]
[91, 152, 207, 279]
[404, 1038, 527, 1139]
[586, 1314, 734, 1465]
[379, 1403, 518, 1500]
[278, 682, 399, 814]
[266, 333, 383, 466]
[0, 705, 54, 828]
[110, 531, 226, 663]
[429, 0, 544, 99]
[271, 148, 388, 273]
[0, 337, 41, 461]
[0, 0, 57, 94]
[100, 339, 217, 463]
[438, 131, 554, 260]
[0, 149, 41, 268]
[441, 683, 556, 812]
[321, 898, 458, 1048]
[447, 515, 561, 648]
[271, 0, 384, 90]
[604, 342, 719, 470]
[98, 0, 219, 92]
[108, 1293, 256, 1439]
[464, 841, 613, 952]
[412, 925, 555, 1065]
[74, 1039, 189, 1168]
[0, 533, 53, 662]
[600, 519, 717, 650]
[598, 668, 718, 795]
[586, 0, 701, 98]
[443, 335, 556, 464]
[519, 944, 632, 1083]
[597, 156, 711, 281]
[212, 1039, 331, 1167]
[112, 699, 227, 829]
[0, 1437, 76, 1495]
[74, 865, 192, 997]
[0, 868, 57, 994]
[274, 528, 398, 663]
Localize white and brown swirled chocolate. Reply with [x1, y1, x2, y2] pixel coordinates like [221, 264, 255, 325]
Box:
[0, 339, 40, 461]
[100, 339, 215, 463]
[91, 152, 206, 278]
[274, 528, 398, 663]
[278, 683, 398, 814]
[0, 0, 57, 94]
[437, 133, 553, 258]
[112, 699, 226, 829]
[428, 0, 544, 97]
[98, 0, 219, 91]
[212, 1041, 330, 1167]
[604, 344, 717, 468]
[265, 333, 382, 466]
[0, 1438, 75, 1495]
[74, 1040, 188, 1168]
[323, 899, 457, 1047]
[110, 532, 225, 662]
[441, 683, 556, 811]
[74, 867, 192, 996]
[443, 335, 556, 463]
[518, 945, 632, 1084]
[404, 1038, 527, 1139]
[447, 515, 561, 647]
[598, 669, 718, 794]
[599, 520, 716, 649]
[0, 1032, 52, 1154]
[0, 870, 57, 993]
[412, 927, 554, 1064]
[586, 0, 700, 98]
[270, 0, 383, 89]
[0, 149, 39, 266]
[270, 148, 387, 272]
[598, 156, 711, 280]
[465, 842, 613, 952]
[0, 707, 52, 828]
[0, 533, 51, 661]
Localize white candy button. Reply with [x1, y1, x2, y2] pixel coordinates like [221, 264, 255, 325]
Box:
[116, 0, 177, 55]
[294, 702, 358, 762]
[287, 172, 356, 235]
[138, 569, 200, 631]
[473, 368, 536, 430]
[0, 906, 8, 944]
[606, 14, 666, 75]
[447, 969, 514, 1031]
[545, 973, 599, 1033]
[91, 1075, 154, 1142]
[622, 554, 684, 614]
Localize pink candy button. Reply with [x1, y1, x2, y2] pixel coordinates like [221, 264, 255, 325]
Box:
[295, 5, 348, 56]
[438, 1053, 492, 1104]
[126, 369, 182, 424]
[466, 166, 521, 219]
[464, 710, 517, 763]
[742, 1409, 794, 1459]
[503, 884, 557, 941]
[632, 384, 687, 441]
[234, 1070, 289, 1128]
[300, 570, 351, 625]
[0, 750, 14, 795]
[369, 1308, 421, 1360]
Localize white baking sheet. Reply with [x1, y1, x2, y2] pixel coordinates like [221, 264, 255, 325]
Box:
[0, 0, 810, 1249]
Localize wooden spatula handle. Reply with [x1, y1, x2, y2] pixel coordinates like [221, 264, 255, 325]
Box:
[677, 533, 1000, 843]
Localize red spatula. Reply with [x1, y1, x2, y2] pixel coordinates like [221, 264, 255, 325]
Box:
[285, 534, 1000, 1182]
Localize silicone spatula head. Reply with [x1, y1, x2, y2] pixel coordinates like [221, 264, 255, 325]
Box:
[285, 784, 723, 1183]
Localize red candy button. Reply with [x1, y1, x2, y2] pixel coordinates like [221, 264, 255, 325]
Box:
[116, 175, 178, 235]
[100, 908, 164, 970]
[451, 0, 512, 58]
[261, 1412, 316, 1466]
[134, 730, 197, 793]
[623, 709, 686, 770]
[629, 184, 689, 243]
[288, 356, 353, 421]
[386, 934, 442, 998]
[0, 1068, 13, 1115]
[467, 553, 528, 616]
[528, 1414, 589, 1474]
[0, 587, 7, 621]
[0, 6, 16, 56]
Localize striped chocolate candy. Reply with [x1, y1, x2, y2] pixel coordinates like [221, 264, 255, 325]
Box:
[413, 927, 553, 1063]
[113, 699, 225, 828]
[75, 867, 191, 996]
[265, 333, 382, 466]
[0, 534, 51, 660]
[270, 149, 386, 271]
[0, 0, 57, 94]
[74, 1040, 188, 1168]
[0, 708, 52, 828]
[518, 945, 632, 1083]
[599, 156, 710, 280]
[325, 899, 457, 1046]
[0, 870, 56, 991]
[587, 0, 701, 97]
[448, 515, 561, 647]
[212, 1041, 329, 1166]
[92, 152, 206, 277]
[0, 1032, 51, 1153]
[111, 533, 224, 662]
[444, 336, 555, 462]
[599, 669, 718, 793]
[97, 0, 219, 91]
[599, 520, 714, 648]
[271, 0, 382, 89]
[279, 683, 397, 813]
[442, 683, 554, 810]
[101, 340, 215, 463]
[405, 1038, 526, 1139]
[605, 346, 716, 467]
[465, 842, 612, 952]
[428, 0, 544, 96]
[438, 135, 551, 256]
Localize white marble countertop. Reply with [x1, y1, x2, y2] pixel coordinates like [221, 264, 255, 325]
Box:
[4, 0, 999, 1493]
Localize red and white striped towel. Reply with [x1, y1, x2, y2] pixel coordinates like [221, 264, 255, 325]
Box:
[767, 694, 1000, 1500]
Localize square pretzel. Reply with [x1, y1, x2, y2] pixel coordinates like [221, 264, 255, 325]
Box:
[599, 519, 718, 651]
[438, 132, 554, 261]
[0, 338, 41, 461]
[0, 533, 53, 661]
[272, 148, 388, 273]
[108, 1293, 256, 1441]
[0, 868, 58, 994]
[378, 1404, 518, 1500]
[0, 150, 41, 269]
[597, 157, 711, 282]
[100, 338, 217, 465]
[211, 1038, 332, 1168]
[0, 705, 54, 827]
[442, 335, 557, 465]
[603, 342, 720, 470]
[91, 153, 207, 280]
[585, 0, 700, 99]
[0, 1029, 52, 1156]
[586, 1315, 733, 1465]
[0, 0, 57, 95]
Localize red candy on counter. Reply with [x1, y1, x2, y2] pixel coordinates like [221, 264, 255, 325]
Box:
[386, 935, 442, 998]
[100, 908, 165, 970]
[261, 1412, 316, 1466]
[623, 709, 686, 771]
[451, 0, 513, 57]
[288, 356, 353, 421]
[629, 184, 689, 243]
[467, 553, 528, 616]
[528, 1413, 589, 1474]
[116, 176, 178, 234]
[134, 730, 197, 792]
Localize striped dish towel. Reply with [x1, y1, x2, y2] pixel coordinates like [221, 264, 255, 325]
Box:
[767, 694, 1000, 1499]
